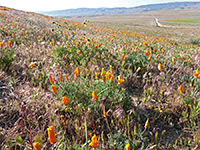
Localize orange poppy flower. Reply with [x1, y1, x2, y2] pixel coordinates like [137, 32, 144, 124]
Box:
[75, 67, 80, 76]
[76, 42, 79, 48]
[92, 91, 98, 100]
[47, 126, 56, 144]
[90, 131, 93, 138]
[145, 49, 149, 56]
[143, 42, 148, 46]
[110, 75, 114, 81]
[118, 75, 124, 85]
[98, 42, 102, 47]
[89, 134, 97, 148]
[118, 79, 124, 85]
[87, 69, 89, 74]
[30, 62, 34, 69]
[102, 78, 106, 83]
[96, 72, 99, 79]
[77, 67, 80, 74]
[62, 96, 70, 105]
[194, 69, 200, 78]
[101, 68, 105, 76]
[158, 63, 162, 71]
[125, 144, 130, 150]
[178, 85, 184, 93]
[121, 54, 125, 60]
[74, 69, 79, 77]
[59, 75, 62, 82]
[81, 41, 84, 47]
[48, 75, 54, 83]
[51, 85, 57, 94]
[8, 41, 12, 48]
[0, 42, 3, 48]
[77, 50, 81, 55]
[110, 65, 113, 73]
[156, 54, 159, 58]
[33, 142, 41, 150]
[65, 74, 69, 80]
[83, 108, 87, 113]
[136, 67, 141, 72]
[103, 111, 107, 117]
[106, 71, 111, 80]
[148, 56, 152, 61]
[50, 42, 53, 46]
[144, 118, 149, 128]
[172, 57, 175, 63]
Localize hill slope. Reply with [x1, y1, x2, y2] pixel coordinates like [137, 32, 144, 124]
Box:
[40, 2, 200, 17]
[1, 5, 200, 150]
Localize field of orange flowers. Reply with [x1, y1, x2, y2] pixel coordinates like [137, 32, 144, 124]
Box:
[0, 6, 200, 150]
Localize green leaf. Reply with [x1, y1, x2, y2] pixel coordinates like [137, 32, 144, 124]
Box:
[14, 136, 25, 144]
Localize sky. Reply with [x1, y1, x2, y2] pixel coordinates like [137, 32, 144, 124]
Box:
[0, 0, 199, 12]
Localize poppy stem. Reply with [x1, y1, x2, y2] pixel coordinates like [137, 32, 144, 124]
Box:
[57, 82, 65, 91]
[98, 87, 109, 95]
[105, 116, 111, 132]
[85, 117, 88, 150]
[58, 121, 70, 149]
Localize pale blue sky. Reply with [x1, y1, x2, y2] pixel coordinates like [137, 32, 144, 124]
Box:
[0, 0, 199, 12]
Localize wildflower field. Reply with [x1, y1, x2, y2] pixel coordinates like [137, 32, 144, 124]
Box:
[166, 18, 200, 24]
[0, 6, 200, 150]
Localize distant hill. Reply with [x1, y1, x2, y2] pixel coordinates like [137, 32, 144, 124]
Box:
[40, 2, 200, 17]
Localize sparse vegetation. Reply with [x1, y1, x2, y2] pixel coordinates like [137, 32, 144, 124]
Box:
[189, 38, 200, 46]
[0, 6, 200, 150]
[166, 18, 200, 24]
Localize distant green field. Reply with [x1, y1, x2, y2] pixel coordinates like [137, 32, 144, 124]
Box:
[166, 18, 200, 23]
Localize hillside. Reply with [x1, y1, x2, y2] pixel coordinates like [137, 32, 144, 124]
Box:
[1, 6, 200, 150]
[40, 2, 200, 17]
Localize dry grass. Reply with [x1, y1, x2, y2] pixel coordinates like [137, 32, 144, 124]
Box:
[0, 6, 200, 150]
[65, 9, 200, 39]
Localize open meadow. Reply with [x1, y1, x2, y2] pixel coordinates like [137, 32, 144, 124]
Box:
[66, 9, 200, 39]
[1, 6, 200, 150]
[166, 18, 200, 24]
